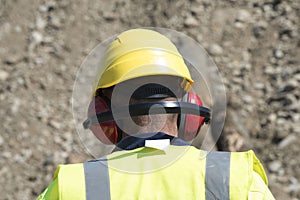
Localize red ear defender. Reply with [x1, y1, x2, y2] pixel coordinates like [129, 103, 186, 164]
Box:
[85, 92, 209, 144]
[179, 92, 205, 141]
[87, 96, 119, 144]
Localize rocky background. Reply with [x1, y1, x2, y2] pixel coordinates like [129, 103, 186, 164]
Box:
[0, 0, 299, 199]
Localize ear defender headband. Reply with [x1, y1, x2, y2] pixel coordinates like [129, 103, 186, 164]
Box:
[83, 85, 211, 144]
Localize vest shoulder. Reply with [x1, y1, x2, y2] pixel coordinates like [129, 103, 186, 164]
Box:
[53, 163, 84, 179]
[53, 163, 86, 200]
[230, 150, 268, 185]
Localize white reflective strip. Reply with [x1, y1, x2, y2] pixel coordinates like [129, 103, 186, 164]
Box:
[205, 152, 230, 200]
[84, 158, 111, 200]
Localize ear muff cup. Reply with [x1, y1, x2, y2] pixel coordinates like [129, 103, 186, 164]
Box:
[178, 92, 205, 141]
[87, 96, 119, 144]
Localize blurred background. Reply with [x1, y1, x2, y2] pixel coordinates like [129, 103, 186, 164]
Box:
[0, 0, 299, 199]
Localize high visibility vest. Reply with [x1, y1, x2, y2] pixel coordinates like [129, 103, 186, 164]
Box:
[38, 146, 274, 200]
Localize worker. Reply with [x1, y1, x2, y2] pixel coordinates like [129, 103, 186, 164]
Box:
[37, 29, 275, 200]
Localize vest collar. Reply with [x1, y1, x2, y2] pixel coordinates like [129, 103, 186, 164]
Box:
[113, 132, 190, 152]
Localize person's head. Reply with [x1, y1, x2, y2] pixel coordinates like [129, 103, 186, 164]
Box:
[84, 29, 207, 144]
[99, 75, 184, 139]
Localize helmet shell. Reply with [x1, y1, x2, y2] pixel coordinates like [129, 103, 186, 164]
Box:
[93, 29, 193, 94]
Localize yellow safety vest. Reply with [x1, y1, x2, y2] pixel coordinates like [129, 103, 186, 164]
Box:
[37, 146, 275, 200]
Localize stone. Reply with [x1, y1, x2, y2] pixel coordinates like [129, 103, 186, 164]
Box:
[286, 79, 298, 90]
[277, 118, 287, 125]
[196, 34, 203, 42]
[43, 36, 54, 43]
[236, 10, 251, 22]
[14, 26, 22, 33]
[278, 134, 297, 149]
[48, 120, 61, 129]
[233, 69, 242, 76]
[50, 15, 61, 27]
[39, 5, 48, 12]
[294, 73, 300, 81]
[268, 113, 277, 123]
[264, 66, 275, 74]
[292, 114, 300, 123]
[2, 22, 11, 34]
[191, 5, 204, 14]
[232, 77, 242, 84]
[0, 135, 4, 146]
[242, 95, 253, 104]
[103, 12, 117, 20]
[184, 16, 199, 27]
[208, 44, 223, 56]
[268, 160, 282, 172]
[274, 49, 284, 59]
[287, 182, 300, 194]
[2, 151, 12, 158]
[31, 31, 43, 44]
[253, 21, 268, 38]
[0, 70, 9, 81]
[254, 82, 265, 90]
[4, 54, 22, 65]
[242, 51, 251, 61]
[11, 98, 21, 114]
[292, 124, 300, 134]
[36, 17, 46, 29]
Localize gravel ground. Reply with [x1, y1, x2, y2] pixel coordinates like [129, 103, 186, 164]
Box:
[0, 0, 299, 199]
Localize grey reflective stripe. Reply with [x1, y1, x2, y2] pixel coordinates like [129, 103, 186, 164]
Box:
[84, 158, 111, 200]
[205, 152, 231, 200]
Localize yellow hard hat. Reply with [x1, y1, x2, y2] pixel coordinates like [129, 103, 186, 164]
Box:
[94, 29, 194, 94]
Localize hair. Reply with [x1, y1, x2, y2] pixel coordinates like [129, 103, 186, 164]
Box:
[127, 97, 179, 137]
